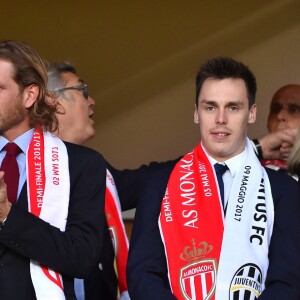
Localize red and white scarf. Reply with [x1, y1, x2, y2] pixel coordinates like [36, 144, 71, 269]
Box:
[159, 138, 274, 300]
[106, 169, 130, 299]
[27, 128, 69, 300]
[261, 159, 287, 170]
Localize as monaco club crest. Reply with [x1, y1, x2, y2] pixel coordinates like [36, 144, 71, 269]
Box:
[179, 239, 216, 300]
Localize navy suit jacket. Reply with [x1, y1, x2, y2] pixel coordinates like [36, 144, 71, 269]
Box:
[0, 142, 106, 300]
[127, 164, 300, 299]
[83, 159, 179, 300]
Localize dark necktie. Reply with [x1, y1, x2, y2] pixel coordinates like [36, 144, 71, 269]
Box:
[0, 142, 21, 204]
[214, 163, 228, 207]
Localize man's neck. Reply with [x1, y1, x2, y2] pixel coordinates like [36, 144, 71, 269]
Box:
[2, 125, 32, 142]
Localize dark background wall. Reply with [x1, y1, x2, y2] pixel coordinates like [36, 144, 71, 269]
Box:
[1, 1, 300, 219]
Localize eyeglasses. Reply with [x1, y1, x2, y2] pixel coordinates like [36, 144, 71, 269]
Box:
[54, 83, 89, 100]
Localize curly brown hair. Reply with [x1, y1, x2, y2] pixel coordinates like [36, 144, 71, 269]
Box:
[0, 40, 59, 132]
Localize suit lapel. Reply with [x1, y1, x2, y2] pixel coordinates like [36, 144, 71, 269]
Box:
[18, 182, 28, 210]
[0, 182, 28, 258]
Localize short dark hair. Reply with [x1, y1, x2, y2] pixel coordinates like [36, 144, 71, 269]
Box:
[0, 40, 58, 132]
[195, 57, 257, 107]
[46, 62, 77, 92]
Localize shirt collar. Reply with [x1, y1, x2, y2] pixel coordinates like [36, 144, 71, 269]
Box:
[201, 142, 246, 177]
[0, 128, 34, 153]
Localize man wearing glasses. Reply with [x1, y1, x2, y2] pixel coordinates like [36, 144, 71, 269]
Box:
[47, 62, 178, 300]
[47, 63, 177, 300]
[47, 66, 95, 146]
[47, 62, 152, 300]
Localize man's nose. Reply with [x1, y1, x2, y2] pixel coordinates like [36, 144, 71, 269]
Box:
[276, 108, 288, 122]
[216, 109, 227, 124]
[87, 96, 95, 106]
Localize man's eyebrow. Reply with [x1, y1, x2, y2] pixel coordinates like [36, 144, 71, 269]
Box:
[226, 100, 246, 106]
[199, 99, 245, 106]
[287, 102, 300, 106]
[199, 99, 217, 105]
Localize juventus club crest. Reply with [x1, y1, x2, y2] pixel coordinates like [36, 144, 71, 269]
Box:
[229, 263, 262, 300]
[179, 240, 216, 300]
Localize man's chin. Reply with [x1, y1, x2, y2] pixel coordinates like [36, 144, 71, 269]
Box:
[85, 129, 96, 143]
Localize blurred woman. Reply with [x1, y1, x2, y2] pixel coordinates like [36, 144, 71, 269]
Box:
[288, 128, 300, 181]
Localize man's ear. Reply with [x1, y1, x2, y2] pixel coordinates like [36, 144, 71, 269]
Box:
[248, 103, 257, 124]
[23, 84, 39, 109]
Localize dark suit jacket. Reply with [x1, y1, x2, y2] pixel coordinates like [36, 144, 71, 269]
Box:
[0, 142, 106, 300]
[83, 159, 179, 300]
[127, 164, 300, 300]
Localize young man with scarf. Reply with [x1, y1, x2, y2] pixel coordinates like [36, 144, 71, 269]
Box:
[127, 57, 300, 299]
[45, 62, 298, 300]
[0, 40, 106, 300]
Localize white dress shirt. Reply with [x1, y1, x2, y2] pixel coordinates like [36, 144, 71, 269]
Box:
[203, 144, 246, 208]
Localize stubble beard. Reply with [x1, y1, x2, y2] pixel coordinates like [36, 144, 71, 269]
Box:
[0, 97, 27, 135]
